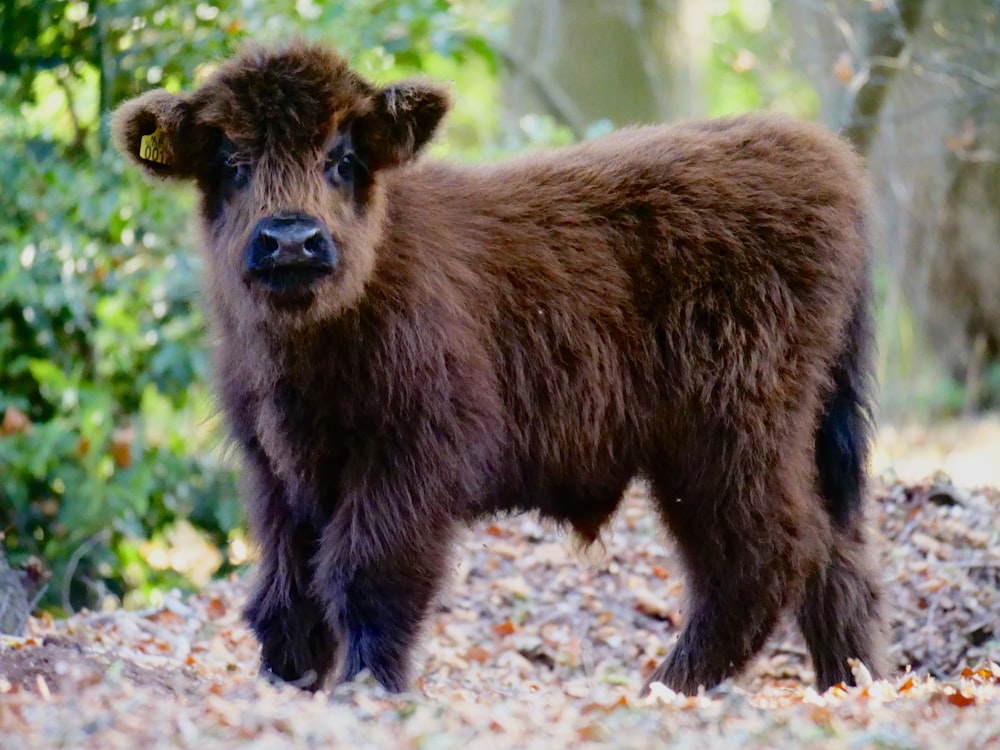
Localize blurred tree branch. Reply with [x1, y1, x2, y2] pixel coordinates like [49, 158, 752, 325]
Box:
[0, 51, 71, 73]
[54, 71, 88, 153]
[503, 0, 702, 141]
[495, 45, 589, 139]
[843, 0, 928, 153]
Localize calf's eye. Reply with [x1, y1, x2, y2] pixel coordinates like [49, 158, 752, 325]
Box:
[224, 154, 250, 186]
[336, 153, 356, 182]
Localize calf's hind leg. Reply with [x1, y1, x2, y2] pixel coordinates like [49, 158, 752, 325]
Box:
[796, 520, 886, 689]
[642, 460, 829, 695]
[799, 308, 887, 689]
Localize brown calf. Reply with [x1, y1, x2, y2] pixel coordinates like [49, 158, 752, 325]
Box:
[113, 41, 886, 694]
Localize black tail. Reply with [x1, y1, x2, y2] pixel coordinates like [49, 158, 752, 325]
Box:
[815, 271, 877, 528]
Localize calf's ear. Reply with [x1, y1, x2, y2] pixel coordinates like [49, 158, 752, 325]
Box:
[112, 89, 202, 180]
[354, 79, 451, 171]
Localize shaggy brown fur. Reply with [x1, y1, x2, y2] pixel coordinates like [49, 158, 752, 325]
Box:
[112, 41, 886, 695]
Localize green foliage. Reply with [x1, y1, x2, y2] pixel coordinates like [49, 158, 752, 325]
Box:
[703, 0, 820, 119]
[0, 141, 238, 612]
[0, 0, 505, 612]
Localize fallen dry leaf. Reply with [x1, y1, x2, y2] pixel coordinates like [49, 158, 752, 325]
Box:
[0, 475, 997, 749]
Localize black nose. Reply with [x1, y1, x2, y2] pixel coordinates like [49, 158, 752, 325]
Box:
[246, 214, 337, 293]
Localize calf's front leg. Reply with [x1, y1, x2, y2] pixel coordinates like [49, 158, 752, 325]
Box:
[241, 443, 337, 689]
[311, 478, 458, 692]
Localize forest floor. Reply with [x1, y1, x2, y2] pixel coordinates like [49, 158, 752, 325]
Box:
[1, 423, 999, 749]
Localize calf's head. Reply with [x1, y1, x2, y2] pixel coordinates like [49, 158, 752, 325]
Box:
[112, 42, 449, 330]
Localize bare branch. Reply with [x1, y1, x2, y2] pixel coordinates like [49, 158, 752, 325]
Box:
[54, 71, 88, 153]
[61, 530, 112, 615]
[496, 45, 589, 140]
[843, 0, 929, 153]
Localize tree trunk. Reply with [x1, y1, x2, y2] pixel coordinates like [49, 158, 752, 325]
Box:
[785, 0, 1000, 413]
[502, 0, 705, 138]
[0, 549, 33, 635]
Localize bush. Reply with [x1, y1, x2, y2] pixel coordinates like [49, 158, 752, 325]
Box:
[0, 142, 242, 612]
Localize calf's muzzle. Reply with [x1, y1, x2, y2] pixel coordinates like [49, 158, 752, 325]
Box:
[246, 214, 337, 294]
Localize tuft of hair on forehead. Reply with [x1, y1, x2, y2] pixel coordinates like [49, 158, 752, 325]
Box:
[191, 40, 378, 155]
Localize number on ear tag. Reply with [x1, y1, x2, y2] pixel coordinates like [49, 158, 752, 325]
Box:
[139, 126, 172, 165]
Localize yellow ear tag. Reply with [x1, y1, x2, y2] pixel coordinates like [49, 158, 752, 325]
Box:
[139, 126, 172, 165]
